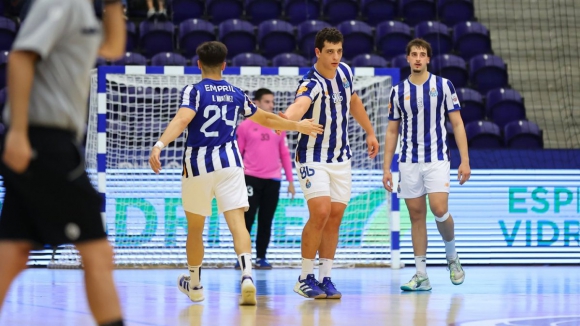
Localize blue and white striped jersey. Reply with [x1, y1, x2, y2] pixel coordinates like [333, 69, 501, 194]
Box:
[294, 62, 355, 164]
[179, 79, 257, 176]
[388, 73, 461, 163]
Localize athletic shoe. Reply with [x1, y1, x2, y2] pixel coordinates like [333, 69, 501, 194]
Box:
[318, 277, 342, 299]
[447, 255, 465, 285]
[400, 273, 432, 291]
[177, 274, 204, 302]
[239, 275, 257, 305]
[255, 258, 273, 269]
[234, 260, 241, 270]
[293, 274, 327, 299]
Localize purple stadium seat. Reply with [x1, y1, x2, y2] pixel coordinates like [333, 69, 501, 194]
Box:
[414, 21, 452, 56]
[272, 53, 308, 67]
[456, 88, 484, 124]
[190, 55, 199, 66]
[111, 52, 148, 66]
[246, 0, 283, 25]
[376, 21, 412, 60]
[486, 88, 526, 128]
[126, 21, 137, 52]
[297, 20, 331, 58]
[218, 19, 256, 59]
[399, 0, 436, 26]
[258, 19, 296, 59]
[232, 53, 269, 66]
[445, 121, 457, 149]
[361, 0, 397, 26]
[139, 21, 175, 58]
[0, 17, 16, 51]
[438, 0, 474, 25]
[337, 20, 373, 60]
[285, 0, 320, 25]
[0, 51, 8, 90]
[207, 0, 243, 24]
[431, 54, 468, 88]
[179, 19, 216, 58]
[465, 120, 503, 149]
[469, 54, 508, 93]
[151, 52, 188, 66]
[453, 21, 491, 60]
[391, 54, 410, 79]
[171, 0, 204, 24]
[322, 0, 359, 25]
[351, 54, 387, 67]
[504, 120, 543, 149]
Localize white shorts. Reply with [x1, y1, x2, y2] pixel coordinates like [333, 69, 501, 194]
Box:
[181, 167, 249, 216]
[295, 161, 351, 204]
[397, 161, 450, 199]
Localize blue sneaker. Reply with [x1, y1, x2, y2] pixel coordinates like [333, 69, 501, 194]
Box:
[318, 277, 342, 299]
[293, 274, 327, 299]
[255, 258, 273, 269]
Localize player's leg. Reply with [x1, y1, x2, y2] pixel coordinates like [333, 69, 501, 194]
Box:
[254, 179, 280, 269]
[239, 176, 262, 269]
[146, 0, 156, 18]
[0, 241, 32, 312]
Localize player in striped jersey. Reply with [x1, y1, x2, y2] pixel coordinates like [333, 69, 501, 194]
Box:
[283, 28, 379, 299]
[382, 39, 471, 291]
[148, 41, 323, 305]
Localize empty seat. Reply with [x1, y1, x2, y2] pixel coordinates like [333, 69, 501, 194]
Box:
[272, 53, 308, 67]
[351, 54, 387, 67]
[361, 0, 397, 26]
[139, 21, 175, 58]
[486, 88, 526, 128]
[232, 52, 269, 66]
[297, 20, 331, 58]
[469, 54, 508, 93]
[456, 88, 484, 124]
[465, 120, 503, 149]
[284, 0, 320, 25]
[337, 20, 373, 60]
[246, 0, 283, 25]
[504, 120, 543, 149]
[391, 54, 410, 79]
[151, 52, 188, 66]
[207, 0, 244, 24]
[399, 0, 435, 26]
[179, 19, 216, 58]
[431, 54, 468, 88]
[258, 19, 295, 58]
[190, 55, 199, 66]
[376, 21, 412, 60]
[414, 21, 452, 56]
[218, 19, 256, 58]
[0, 17, 16, 51]
[111, 52, 148, 66]
[171, 0, 204, 24]
[453, 21, 491, 60]
[125, 21, 137, 52]
[438, 0, 474, 25]
[322, 0, 359, 25]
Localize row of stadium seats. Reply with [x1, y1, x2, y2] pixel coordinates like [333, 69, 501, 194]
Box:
[447, 120, 544, 149]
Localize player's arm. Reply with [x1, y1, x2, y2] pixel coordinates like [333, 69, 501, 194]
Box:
[283, 96, 312, 121]
[248, 109, 323, 137]
[445, 80, 471, 185]
[382, 87, 401, 191]
[350, 92, 379, 158]
[98, 0, 126, 60]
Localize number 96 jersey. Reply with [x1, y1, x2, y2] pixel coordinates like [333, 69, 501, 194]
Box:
[179, 79, 257, 176]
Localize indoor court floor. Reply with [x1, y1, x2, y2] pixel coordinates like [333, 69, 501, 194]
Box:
[1, 266, 579, 326]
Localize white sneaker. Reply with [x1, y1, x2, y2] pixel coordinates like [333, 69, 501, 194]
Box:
[239, 276, 257, 306]
[447, 255, 465, 285]
[400, 273, 432, 291]
[177, 274, 204, 302]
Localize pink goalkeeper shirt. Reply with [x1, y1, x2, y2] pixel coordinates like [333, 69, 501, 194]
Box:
[236, 118, 294, 182]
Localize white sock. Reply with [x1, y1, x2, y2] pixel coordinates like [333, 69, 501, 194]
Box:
[300, 258, 315, 280]
[444, 238, 458, 260]
[238, 253, 253, 278]
[415, 255, 427, 275]
[188, 265, 201, 288]
[319, 258, 333, 280]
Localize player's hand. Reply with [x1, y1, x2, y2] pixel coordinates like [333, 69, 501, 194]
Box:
[149, 147, 162, 174]
[297, 118, 323, 137]
[457, 162, 471, 185]
[366, 134, 379, 159]
[382, 170, 393, 192]
[288, 182, 296, 200]
[275, 112, 288, 135]
[2, 130, 32, 174]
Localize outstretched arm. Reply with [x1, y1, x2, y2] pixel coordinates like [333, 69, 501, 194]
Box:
[283, 96, 312, 121]
[350, 92, 379, 158]
[448, 111, 471, 185]
[248, 109, 323, 137]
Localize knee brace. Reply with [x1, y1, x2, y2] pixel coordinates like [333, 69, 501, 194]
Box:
[435, 212, 450, 223]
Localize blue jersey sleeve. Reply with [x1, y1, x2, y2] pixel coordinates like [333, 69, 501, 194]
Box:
[243, 93, 258, 117]
[295, 79, 322, 101]
[388, 86, 401, 121]
[179, 84, 199, 111]
[443, 79, 461, 113]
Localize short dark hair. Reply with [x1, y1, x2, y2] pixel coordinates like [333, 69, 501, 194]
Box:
[315, 27, 343, 51]
[406, 38, 432, 58]
[196, 41, 227, 68]
[253, 88, 274, 101]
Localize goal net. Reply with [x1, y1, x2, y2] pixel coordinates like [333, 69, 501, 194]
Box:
[50, 66, 393, 268]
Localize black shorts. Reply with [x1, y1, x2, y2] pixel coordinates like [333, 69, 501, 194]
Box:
[0, 127, 106, 246]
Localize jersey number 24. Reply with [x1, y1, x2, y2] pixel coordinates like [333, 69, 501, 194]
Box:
[200, 104, 238, 137]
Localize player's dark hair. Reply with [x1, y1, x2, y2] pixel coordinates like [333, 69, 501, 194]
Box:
[196, 41, 227, 68]
[315, 27, 343, 51]
[253, 88, 274, 101]
[406, 38, 432, 58]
